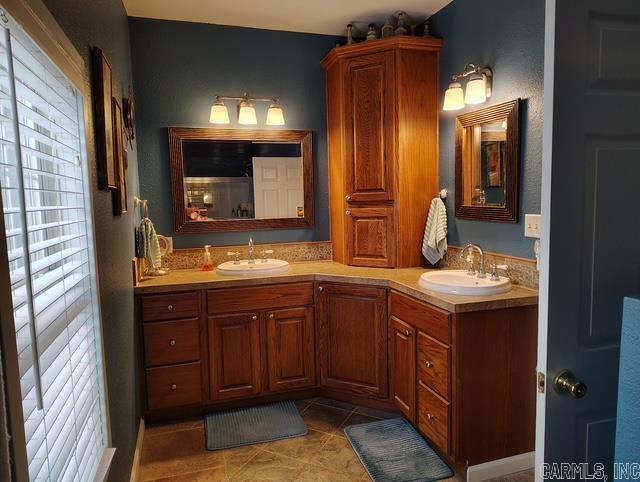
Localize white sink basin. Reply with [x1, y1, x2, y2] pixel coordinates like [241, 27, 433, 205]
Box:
[419, 270, 511, 296]
[216, 259, 290, 276]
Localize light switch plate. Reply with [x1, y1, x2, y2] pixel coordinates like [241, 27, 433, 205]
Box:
[525, 214, 541, 238]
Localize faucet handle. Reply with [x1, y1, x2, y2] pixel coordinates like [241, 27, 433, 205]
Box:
[463, 253, 475, 276]
[260, 249, 274, 262]
[227, 251, 241, 264]
[490, 264, 509, 281]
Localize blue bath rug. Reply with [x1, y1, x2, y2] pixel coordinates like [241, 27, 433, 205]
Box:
[344, 417, 454, 482]
[205, 400, 307, 450]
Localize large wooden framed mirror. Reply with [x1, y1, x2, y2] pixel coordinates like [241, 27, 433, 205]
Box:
[455, 99, 521, 223]
[169, 128, 314, 233]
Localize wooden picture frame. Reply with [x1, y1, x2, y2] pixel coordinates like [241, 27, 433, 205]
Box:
[168, 128, 314, 233]
[455, 99, 521, 223]
[112, 99, 127, 215]
[92, 47, 116, 190]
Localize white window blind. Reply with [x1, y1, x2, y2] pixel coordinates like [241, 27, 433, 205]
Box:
[0, 9, 108, 482]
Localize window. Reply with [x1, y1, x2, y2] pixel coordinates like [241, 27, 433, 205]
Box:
[0, 7, 109, 482]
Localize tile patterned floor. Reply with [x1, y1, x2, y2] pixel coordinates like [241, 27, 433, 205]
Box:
[138, 397, 531, 482]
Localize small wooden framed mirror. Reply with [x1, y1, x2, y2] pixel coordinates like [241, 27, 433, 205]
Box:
[455, 99, 521, 223]
[169, 128, 314, 233]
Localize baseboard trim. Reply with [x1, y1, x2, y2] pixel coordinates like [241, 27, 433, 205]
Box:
[129, 418, 145, 482]
[466, 452, 535, 482]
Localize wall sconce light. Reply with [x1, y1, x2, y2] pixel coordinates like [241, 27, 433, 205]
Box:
[209, 93, 286, 126]
[443, 63, 493, 111]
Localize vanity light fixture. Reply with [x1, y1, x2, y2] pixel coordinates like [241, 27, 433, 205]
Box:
[209, 93, 286, 126]
[443, 63, 493, 111]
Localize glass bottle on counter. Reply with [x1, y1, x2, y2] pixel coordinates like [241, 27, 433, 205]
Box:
[202, 245, 214, 271]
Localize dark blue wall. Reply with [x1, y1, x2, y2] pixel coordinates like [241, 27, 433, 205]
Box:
[42, 1, 140, 480]
[431, 0, 545, 258]
[129, 18, 339, 249]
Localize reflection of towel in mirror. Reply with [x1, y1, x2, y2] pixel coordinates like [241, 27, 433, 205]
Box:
[140, 218, 161, 269]
[422, 198, 448, 265]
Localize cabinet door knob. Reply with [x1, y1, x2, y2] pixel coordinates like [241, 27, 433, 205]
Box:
[169, 339, 176, 347]
[345, 210, 351, 216]
[170, 384, 177, 390]
[318, 286, 324, 292]
[426, 413, 434, 421]
[252, 315, 257, 321]
[404, 329, 411, 337]
[269, 313, 275, 319]
[167, 304, 174, 312]
[345, 194, 352, 201]
[425, 361, 433, 368]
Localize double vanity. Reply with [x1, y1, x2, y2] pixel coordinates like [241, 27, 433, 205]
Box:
[135, 259, 537, 467]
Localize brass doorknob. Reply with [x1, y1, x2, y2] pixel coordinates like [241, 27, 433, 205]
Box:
[554, 370, 587, 399]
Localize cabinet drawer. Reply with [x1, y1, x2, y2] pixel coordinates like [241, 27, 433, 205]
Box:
[141, 291, 200, 322]
[207, 283, 313, 315]
[418, 381, 450, 456]
[417, 331, 450, 399]
[143, 319, 200, 367]
[146, 362, 202, 410]
[390, 291, 450, 344]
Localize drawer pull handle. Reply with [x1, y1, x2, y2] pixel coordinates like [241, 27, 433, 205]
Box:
[169, 339, 176, 346]
[425, 361, 434, 368]
[426, 413, 435, 421]
[345, 194, 352, 201]
[269, 313, 275, 319]
[252, 315, 257, 321]
[171, 384, 177, 391]
[318, 286, 324, 292]
[167, 304, 174, 312]
[403, 330, 412, 337]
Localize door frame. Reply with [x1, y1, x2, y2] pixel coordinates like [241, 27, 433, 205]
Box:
[534, 0, 554, 479]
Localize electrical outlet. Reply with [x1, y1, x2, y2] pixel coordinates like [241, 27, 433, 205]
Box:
[525, 214, 541, 238]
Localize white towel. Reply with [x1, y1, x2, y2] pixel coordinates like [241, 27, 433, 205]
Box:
[422, 198, 448, 265]
[140, 218, 162, 270]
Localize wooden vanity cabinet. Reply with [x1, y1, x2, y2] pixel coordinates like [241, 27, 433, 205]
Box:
[207, 283, 316, 400]
[322, 36, 442, 268]
[139, 291, 207, 412]
[389, 290, 537, 465]
[317, 283, 388, 399]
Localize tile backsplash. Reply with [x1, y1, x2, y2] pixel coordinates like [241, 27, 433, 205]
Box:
[163, 241, 332, 270]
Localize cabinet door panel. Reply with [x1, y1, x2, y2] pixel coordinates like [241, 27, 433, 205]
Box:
[345, 51, 395, 202]
[390, 316, 416, 422]
[318, 283, 388, 398]
[266, 307, 316, 391]
[209, 313, 261, 399]
[346, 206, 396, 267]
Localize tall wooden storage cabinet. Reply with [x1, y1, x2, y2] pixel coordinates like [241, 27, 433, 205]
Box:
[322, 37, 442, 268]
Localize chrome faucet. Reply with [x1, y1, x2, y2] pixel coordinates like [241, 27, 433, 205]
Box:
[248, 237, 255, 264]
[460, 243, 486, 278]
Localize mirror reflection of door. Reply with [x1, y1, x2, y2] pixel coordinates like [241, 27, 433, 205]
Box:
[461, 119, 507, 207]
[182, 140, 303, 221]
[252, 157, 303, 219]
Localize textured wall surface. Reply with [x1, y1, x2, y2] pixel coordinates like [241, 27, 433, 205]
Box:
[41, 1, 140, 480]
[615, 297, 640, 466]
[129, 18, 339, 249]
[431, 0, 545, 258]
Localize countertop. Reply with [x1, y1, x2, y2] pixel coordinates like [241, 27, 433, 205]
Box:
[134, 261, 538, 314]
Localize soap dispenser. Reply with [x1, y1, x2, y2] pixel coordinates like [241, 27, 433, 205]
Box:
[202, 245, 213, 271]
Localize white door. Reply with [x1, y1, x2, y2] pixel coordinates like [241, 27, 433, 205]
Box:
[252, 157, 303, 219]
[539, 1, 640, 480]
